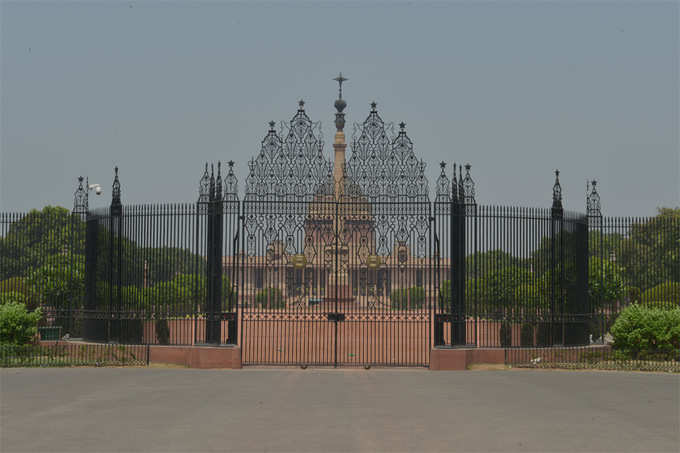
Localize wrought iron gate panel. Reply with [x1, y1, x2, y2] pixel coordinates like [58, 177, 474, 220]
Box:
[239, 100, 435, 367]
[240, 197, 337, 365]
[334, 199, 432, 367]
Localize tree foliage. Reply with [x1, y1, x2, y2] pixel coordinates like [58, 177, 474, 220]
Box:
[588, 257, 624, 309]
[391, 286, 425, 310]
[0, 207, 83, 280]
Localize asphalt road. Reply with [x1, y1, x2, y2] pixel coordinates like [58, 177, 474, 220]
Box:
[1, 367, 678, 452]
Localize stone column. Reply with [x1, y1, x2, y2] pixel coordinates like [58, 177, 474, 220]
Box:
[333, 131, 346, 197]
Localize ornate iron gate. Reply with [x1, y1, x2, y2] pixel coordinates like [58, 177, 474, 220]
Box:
[240, 102, 433, 367]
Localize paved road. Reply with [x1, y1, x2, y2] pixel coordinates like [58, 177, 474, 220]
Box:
[1, 367, 678, 452]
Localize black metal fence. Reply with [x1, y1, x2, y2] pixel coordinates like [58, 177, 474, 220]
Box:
[1, 168, 678, 367]
[1, 100, 678, 368]
[0, 343, 148, 367]
[505, 346, 680, 373]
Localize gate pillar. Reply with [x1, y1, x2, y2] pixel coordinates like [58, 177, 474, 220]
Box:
[550, 170, 564, 345]
[205, 163, 223, 344]
[450, 164, 466, 345]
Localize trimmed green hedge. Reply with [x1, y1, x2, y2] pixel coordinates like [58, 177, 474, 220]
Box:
[391, 287, 425, 310]
[255, 288, 285, 309]
[611, 304, 680, 361]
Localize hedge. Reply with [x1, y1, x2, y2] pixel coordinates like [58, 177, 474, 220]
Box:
[610, 304, 680, 361]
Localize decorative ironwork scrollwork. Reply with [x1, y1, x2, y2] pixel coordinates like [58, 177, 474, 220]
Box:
[346, 104, 429, 201]
[243, 101, 331, 257]
[587, 180, 601, 227]
[198, 163, 210, 203]
[435, 162, 450, 203]
[111, 167, 122, 215]
[462, 163, 475, 206]
[224, 160, 238, 201]
[73, 176, 88, 215]
[245, 102, 331, 200]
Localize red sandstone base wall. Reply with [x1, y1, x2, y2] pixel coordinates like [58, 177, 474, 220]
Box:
[149, 345, 242, 369]
[430, 345, 611, 370]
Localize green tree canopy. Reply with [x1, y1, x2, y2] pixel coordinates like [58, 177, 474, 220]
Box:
[0, 206, 84, 280]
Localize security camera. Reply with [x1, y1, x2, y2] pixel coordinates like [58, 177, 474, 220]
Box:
[89, 184, 102, 195]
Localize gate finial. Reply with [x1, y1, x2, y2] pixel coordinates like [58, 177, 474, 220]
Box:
[552, 169, 563, 213]
[587, 179, 601, 218]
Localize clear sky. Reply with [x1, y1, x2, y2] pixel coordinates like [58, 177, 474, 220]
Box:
[1, 1, 678, 216]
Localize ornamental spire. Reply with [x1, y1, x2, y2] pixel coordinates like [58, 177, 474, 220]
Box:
[333, 72, 348, 132]
[552, 169, 563, 214]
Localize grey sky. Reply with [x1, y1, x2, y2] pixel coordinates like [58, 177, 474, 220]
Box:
[1, 1, 678, 216]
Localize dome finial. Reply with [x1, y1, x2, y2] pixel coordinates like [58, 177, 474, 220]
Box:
[333, 72, 348, 99]
[333, 72, 348, 132]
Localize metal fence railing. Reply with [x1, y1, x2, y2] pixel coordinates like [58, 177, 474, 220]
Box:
[0, 343, 149, 367]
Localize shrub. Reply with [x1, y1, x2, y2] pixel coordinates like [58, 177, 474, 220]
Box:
[255, 288, 285, 309]
[641, 281, 679, 308]
[391, 287, 425, 310]
[520, 323, 534, 347]
[0, 302, 42, 345]
[499, 321, 512, 347]
[155, 318, 170, 345]
[610, 304, 680, 361]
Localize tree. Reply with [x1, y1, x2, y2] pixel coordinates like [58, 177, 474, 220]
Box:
[0, 277, 39, 310]
[0, 206, 84, 280]
[27, 253, 85, 310]
[513, 279, 549, 317]
[391, 286, 425, 310]
[621, 208, 679, 290]
[465, 250, 528, 279]
[475, 265, 533, 318]
[588, 257, 624, 311]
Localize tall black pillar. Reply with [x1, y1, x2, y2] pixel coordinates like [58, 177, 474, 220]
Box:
[550, 170, 564, 346]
